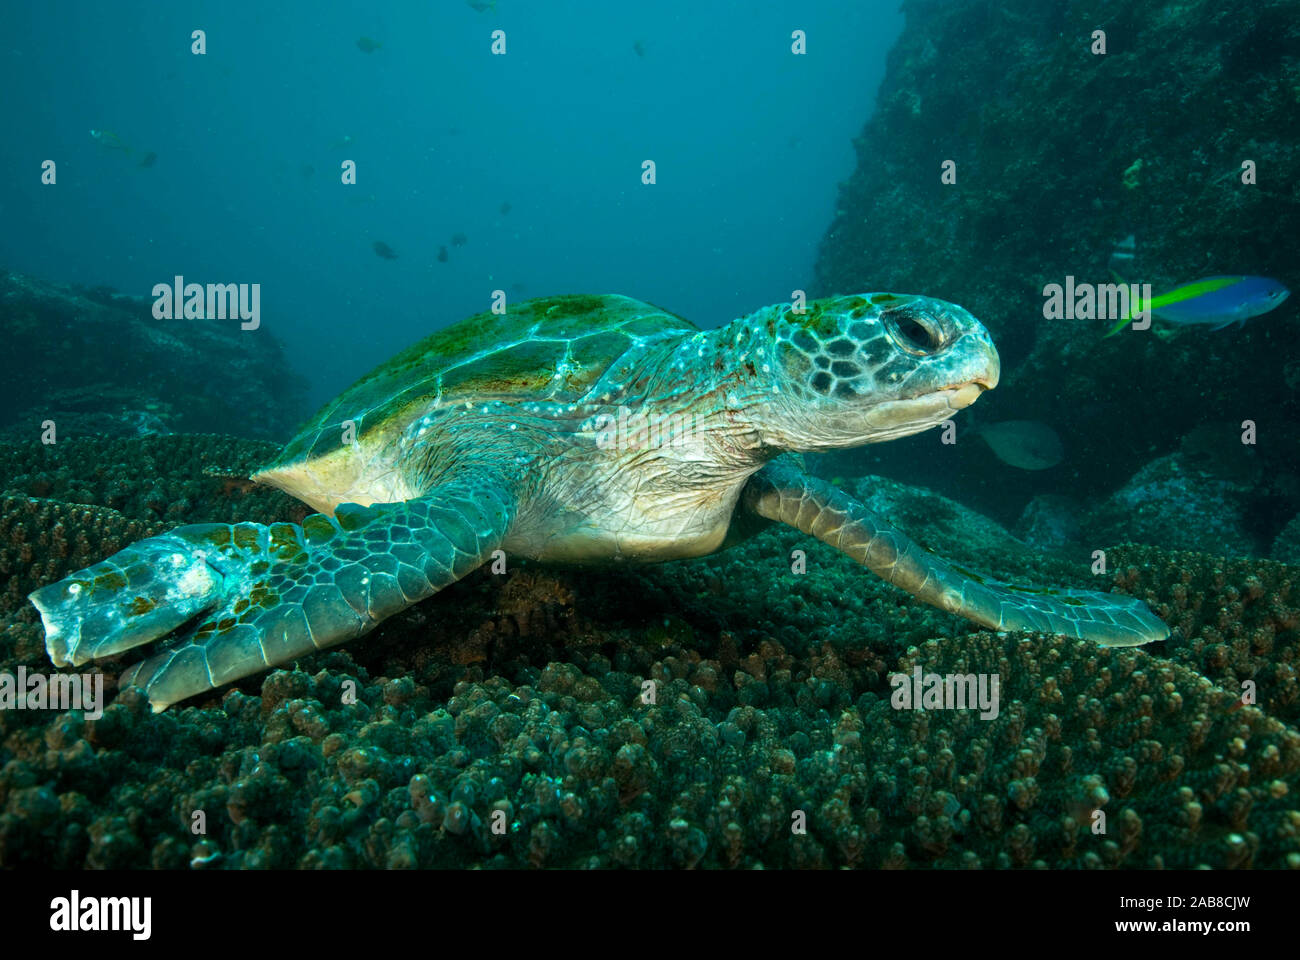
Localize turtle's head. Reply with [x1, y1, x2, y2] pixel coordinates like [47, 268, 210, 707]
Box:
[756, 293, 1000, 450]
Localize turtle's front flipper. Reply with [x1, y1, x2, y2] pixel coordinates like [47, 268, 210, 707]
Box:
[742, 460, 1168, 646]
[28, 481, 514, 711]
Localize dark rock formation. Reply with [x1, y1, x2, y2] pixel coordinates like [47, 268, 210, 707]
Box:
[0, 270, 309, 442]
[814, 0, 1300, 546]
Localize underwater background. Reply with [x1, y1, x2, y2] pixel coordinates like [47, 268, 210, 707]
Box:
[1, 0, 1298, 869]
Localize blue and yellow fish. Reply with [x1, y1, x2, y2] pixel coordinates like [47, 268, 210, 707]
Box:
[1103, 275, 1290, 338]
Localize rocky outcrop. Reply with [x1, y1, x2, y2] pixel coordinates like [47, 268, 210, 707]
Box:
[814, 0, 1300, 541]
[0, 270, 308, 441]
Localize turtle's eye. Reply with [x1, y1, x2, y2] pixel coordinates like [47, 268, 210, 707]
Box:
[886, 309, 944, 355]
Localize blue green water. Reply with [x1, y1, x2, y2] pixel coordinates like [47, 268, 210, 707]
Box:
[0, 0, 899, 408]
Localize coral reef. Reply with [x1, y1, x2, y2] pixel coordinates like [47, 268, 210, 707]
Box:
[0, 435, 1297, 868]
[0, 496, 159, 614]
[1110, 545, 1300, 726]
[0, 434, 302, 527]
[1275, 514, 1300, 565]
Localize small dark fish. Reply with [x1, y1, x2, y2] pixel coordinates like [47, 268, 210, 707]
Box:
[372, 241, 399, 260]
[299, 164, 315, 179]
[451, 232, 467, 247]
[977, 420, 1063, 471]
[90, 129, 129, 152]
[633, 40, 646, 58]
[137, 151, 157, 168]
[499, 201, 511, 215]
[436, 246, 449, 263]
[510, 282, 527, 294]
[466, 0, 496, 12]
[356, 36, 382, 53]
[1109, 233, 1136, 268]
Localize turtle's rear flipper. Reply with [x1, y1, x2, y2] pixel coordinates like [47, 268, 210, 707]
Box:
[744, 460, 1169, 647]
[29, 481, 513, 712]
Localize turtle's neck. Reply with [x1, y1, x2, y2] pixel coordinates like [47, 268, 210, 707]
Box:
[681, 307, 786, 403]
[663, 308, 790, 463]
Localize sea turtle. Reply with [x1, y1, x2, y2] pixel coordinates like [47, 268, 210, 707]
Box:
[29, 293, 1169, 711]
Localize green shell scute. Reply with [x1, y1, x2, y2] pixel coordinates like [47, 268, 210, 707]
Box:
[265, 294, 696, 469]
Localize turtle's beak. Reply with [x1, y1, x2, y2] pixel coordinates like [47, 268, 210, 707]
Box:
[946, 356, 993, 408]
[946, 382, 987, 409]
[944, 365, 997, 410]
